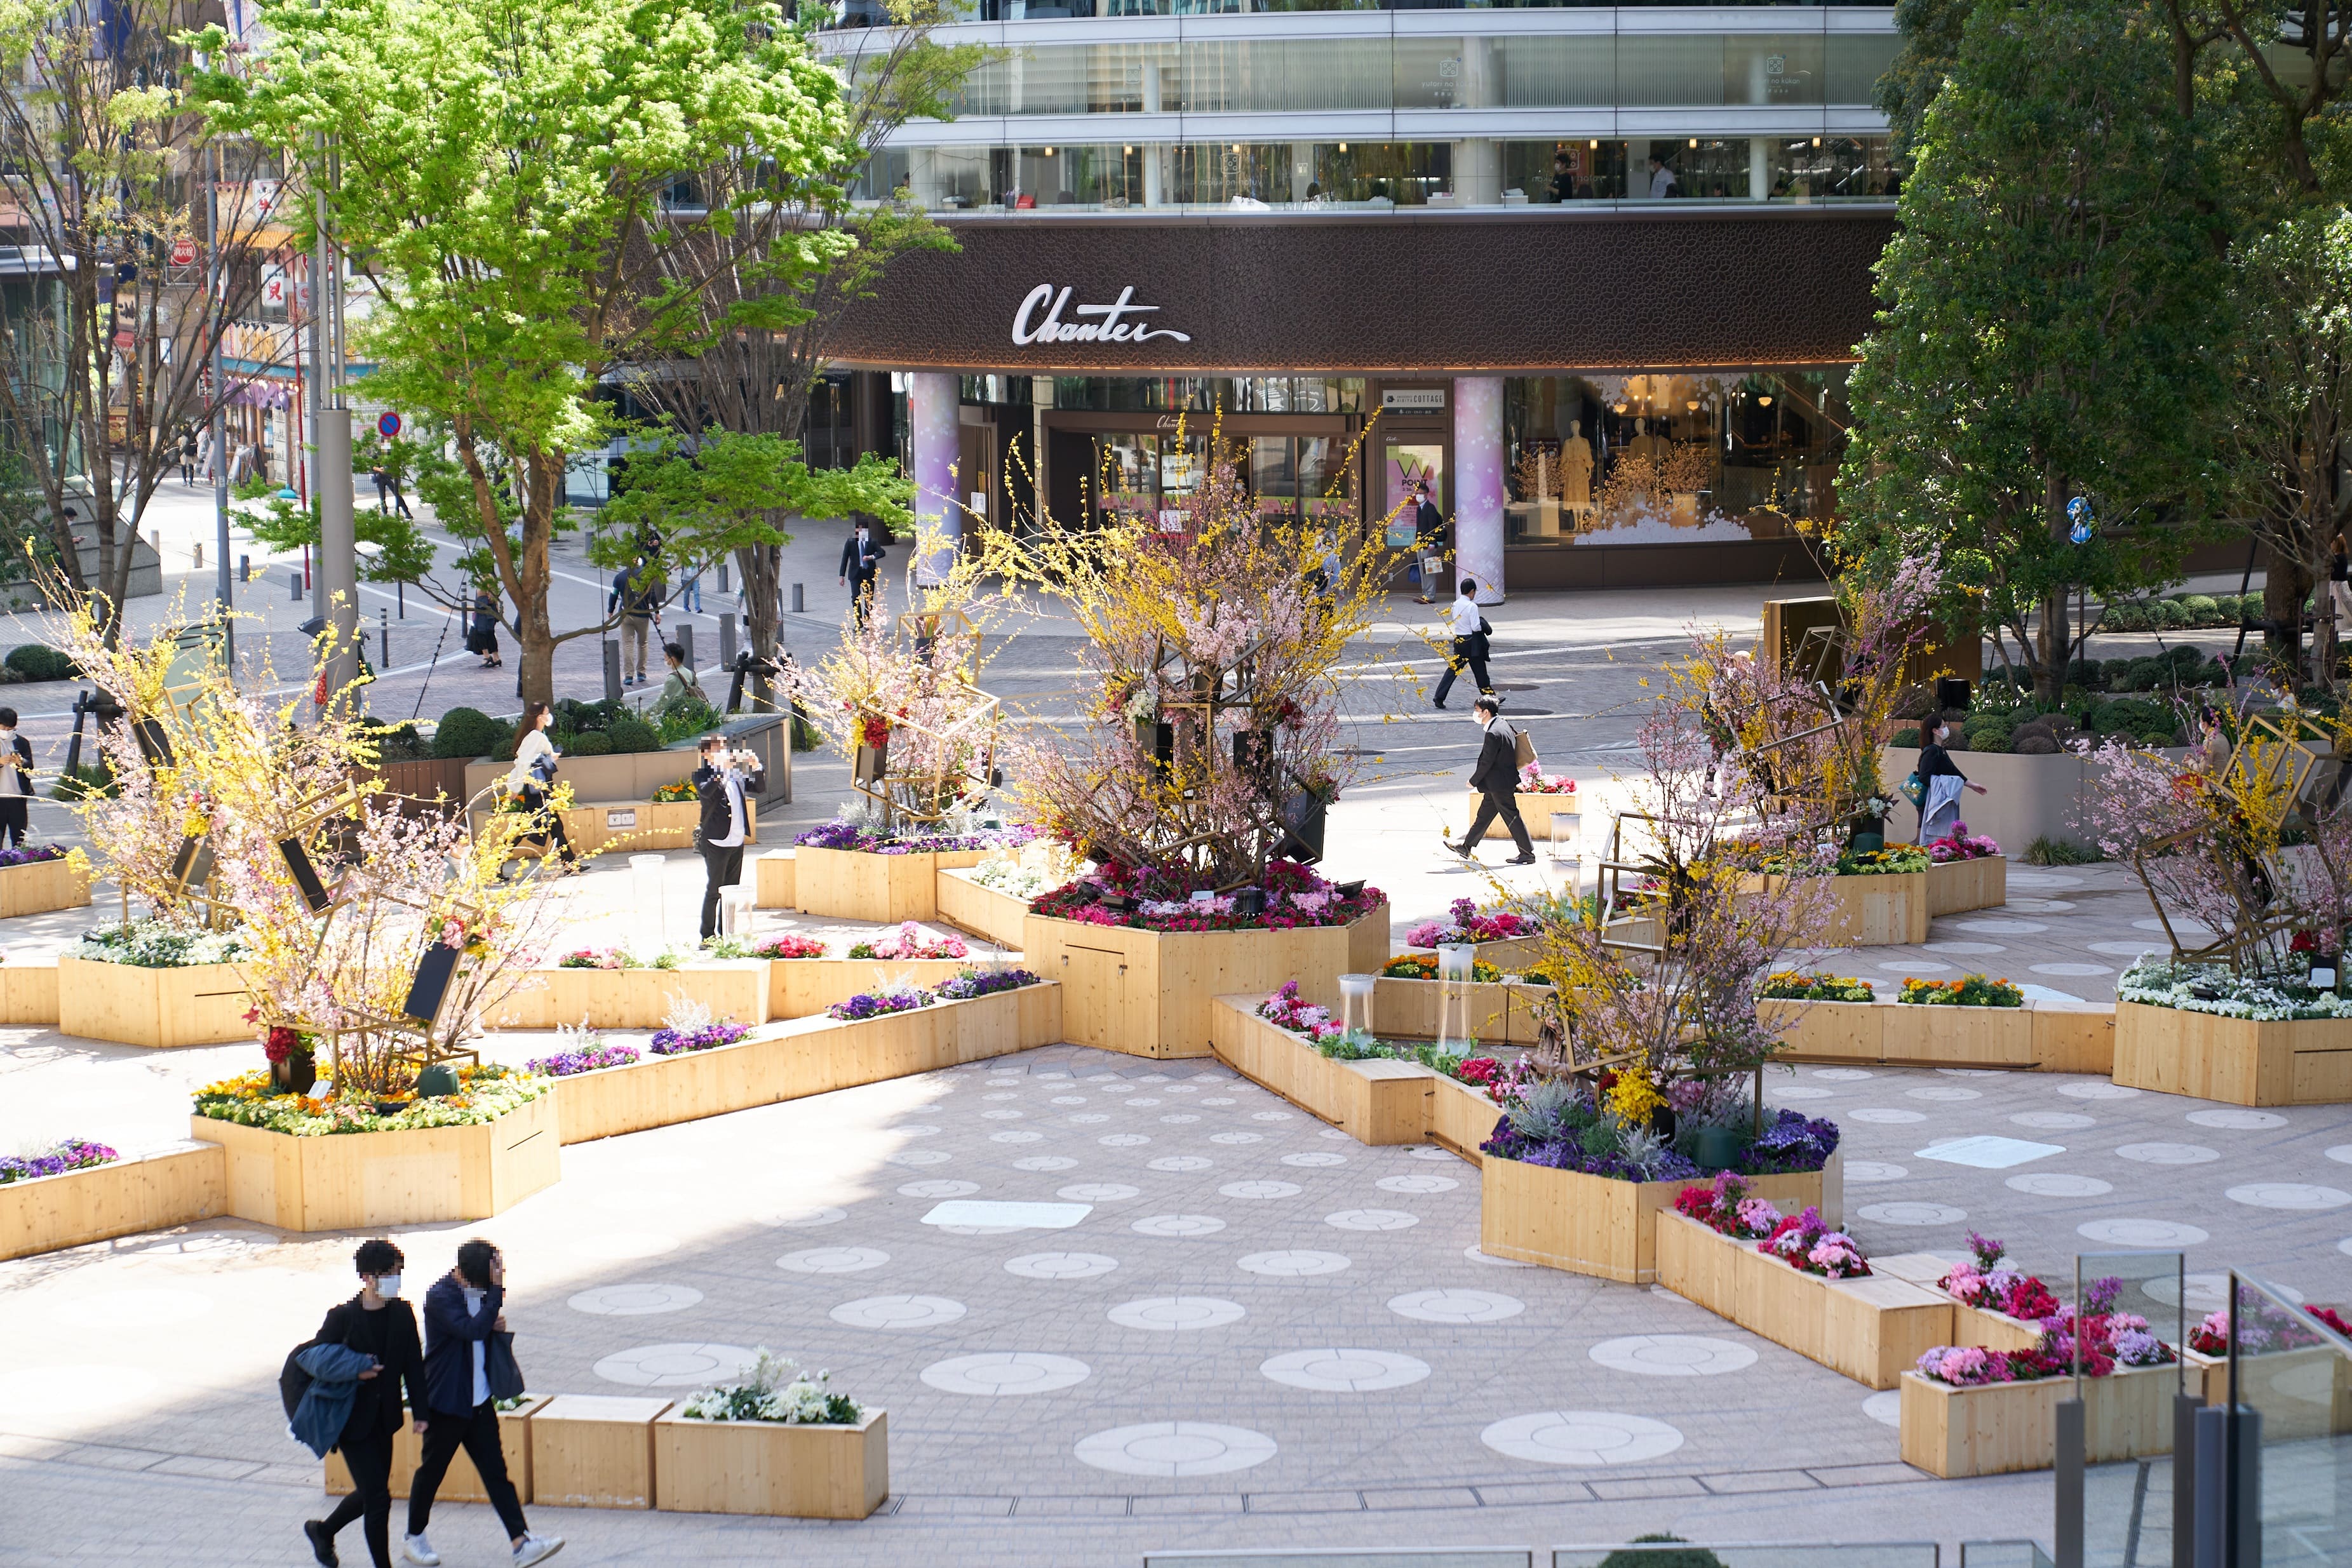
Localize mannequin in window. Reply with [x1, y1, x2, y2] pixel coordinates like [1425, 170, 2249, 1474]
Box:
[1629, 417, 1665, 465]
[1559, 420, 1594, 511]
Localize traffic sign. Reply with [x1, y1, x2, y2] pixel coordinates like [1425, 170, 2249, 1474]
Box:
[377, 410, 401, 439]
[168, 236, 197, 267]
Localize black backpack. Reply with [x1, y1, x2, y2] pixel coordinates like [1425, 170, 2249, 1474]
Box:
[279, 1341, 316, 1421]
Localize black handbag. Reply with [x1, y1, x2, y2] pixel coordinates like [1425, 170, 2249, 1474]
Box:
[485, 1330, 525, 1402]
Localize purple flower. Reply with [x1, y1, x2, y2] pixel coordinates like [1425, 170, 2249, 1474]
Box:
[932, 968, 1041, 1001]
[0, 845, 64, 869]
[0, 1137, 118, 1184]
[826, 991, 930, 1021]
[524, 1043, 642, 1077]
[648, 1021, 751, 1055]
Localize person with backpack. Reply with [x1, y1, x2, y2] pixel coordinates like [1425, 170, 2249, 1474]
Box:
[402, 1238, 562, 1568]
[651, 641, 706, 723]
[292, 1239, 426, 1568]
[1452, 694, 1536, 864]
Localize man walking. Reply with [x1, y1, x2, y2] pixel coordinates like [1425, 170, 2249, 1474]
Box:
[402, 1239, 562, 1568]
[1451, 695, 1535, 864]
[693, 733, 764, 941]
[837, 518, 883, 626]
[608, 558, 662, 686]
[1411, 481, 1445, 603]
[1431, 577, 1491, 710]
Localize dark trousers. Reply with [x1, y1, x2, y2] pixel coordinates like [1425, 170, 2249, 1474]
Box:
[849, 572, 876, 626]
[1466, 786, 1533, 857]
[699, 841, 744, 938]
[1433, 636, 1491, 707]
[408, 1401, 528, 1542]
[0, 796, 26, 848]
[519, 786, 575, 863]
[323, 1430, 396, 1568]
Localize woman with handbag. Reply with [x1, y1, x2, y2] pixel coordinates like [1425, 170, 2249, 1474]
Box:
[1914, 713, 1986, 843]
[504, 704, 578, 870]
[403, 1240, 562, 1568]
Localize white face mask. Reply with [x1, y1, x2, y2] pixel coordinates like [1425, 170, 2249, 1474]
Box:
[373, 1273, 403, 1299]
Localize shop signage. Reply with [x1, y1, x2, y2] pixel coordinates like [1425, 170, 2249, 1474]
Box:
[1381, 388, 1447, 412]
[1012, 284, 1192, 347]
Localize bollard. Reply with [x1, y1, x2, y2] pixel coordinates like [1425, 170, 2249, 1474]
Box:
[791, 582, 803, 613]
[290, 571, 302, 601]
[677, 623, 695, 672]
[718, 563, 729, 596]
[379, 609, 389, 670]
[397, 580, 405, 618]
[193, 542, 203, 570]
[238, 553, 250, 584]
[720, 613, 737, 669]
[602, 639, 622, 704]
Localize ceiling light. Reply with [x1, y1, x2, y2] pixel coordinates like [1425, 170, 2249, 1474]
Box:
[1124, 145, 1134, 154]
[1813, 137, 1822, 147]
[1757, 395, 1773, 407]
[1337, 142, 1347, 152]
[1688, 137, 1697, 148]
[1589, 138, 1599, 149]
[1044, 146, 1055, 156]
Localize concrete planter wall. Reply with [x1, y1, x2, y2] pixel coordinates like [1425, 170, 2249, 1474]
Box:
[1879, 746, 2191, 856]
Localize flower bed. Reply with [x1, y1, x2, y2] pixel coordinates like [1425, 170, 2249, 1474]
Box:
[2181, 1303, 2352, 1430]
[1035, 859, 1383, 934]
[753, 934, 828, 960]
[2118, 959, 2352, 1021]
[655, 1351, 887, 1519]
[650, 1020, 753, 1055]
[194, 1062, 550, 1135]
[1657, 1177, 1947, 1389]
[651, 779, 697, 803]
[1404, 898, 1535, 948]
[1899, 974, 2024, 1008]
[0, 1137, 116, 1184]
[789, 842, 1002, 922]
[1836, 845, 1932, 876]
[845, 921, 967, 960]
[936, 865, 1034, 948]
[1381, 952, 1503, 983]
[1927, 825, 2001, 862]
[67, 916, 250, 967]
[2114, 966, 2352, 1104]
[794, 820, 1033, 856]
[1932, 1233, 2062, 1353]
[0, 847, 90, 919]
[828, 989, 929, 1022]
[524, 1042, 642, 1078]
[560, 947, 683, 971]
[1210, 993, 1448, 1148]
[1761, 973, 1875, 1002]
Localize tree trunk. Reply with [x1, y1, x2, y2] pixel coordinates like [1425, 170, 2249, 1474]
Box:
[737, 526, 784, 711]
[2267, 558, 2313, 678]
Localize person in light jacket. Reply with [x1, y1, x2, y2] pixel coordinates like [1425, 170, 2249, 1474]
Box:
[403, 1238, 561, 1567]
[302, 1240, 426, 1568]
[506, 703, 577, 869]
[1452, 695, 1535, 864]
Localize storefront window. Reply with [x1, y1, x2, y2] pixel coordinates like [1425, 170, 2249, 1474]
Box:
[1502, 368, 1850, 549]
[1048, 377, 1365, 414]
[1764, 137, 1898, 201]
[1383, 440, 1442, 548]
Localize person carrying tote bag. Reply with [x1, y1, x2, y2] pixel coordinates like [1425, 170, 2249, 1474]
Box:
[1914, 713, 1986, 843]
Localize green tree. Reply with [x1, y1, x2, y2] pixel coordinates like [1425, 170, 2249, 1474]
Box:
[189, 0, 859, 704]
[1838, 0, 2231, 702]
[1873, 0, 1977, 168]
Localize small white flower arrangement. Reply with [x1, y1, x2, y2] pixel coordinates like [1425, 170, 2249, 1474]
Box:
[677, 1349, 863, 1425]
[2118, 958, 2352, 1022]
[69, 916, 252, 968]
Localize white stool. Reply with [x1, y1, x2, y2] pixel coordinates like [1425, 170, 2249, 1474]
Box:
[719, 885, 757, 937]
[1436, 942, 1477, 1051]
[629, 854, 667, 942]
[1337, 972, 1376, 1036]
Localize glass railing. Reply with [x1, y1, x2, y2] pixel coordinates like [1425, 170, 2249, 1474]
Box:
[2229, 1270, 2352, 1563]
[1956, 1546, 2055, 1568]
[1553, 1547, 1937, 1567]
[1141, 1553, 1536, 1567]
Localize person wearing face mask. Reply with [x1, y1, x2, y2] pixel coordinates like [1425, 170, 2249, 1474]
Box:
[302, 1239, 427, 1568]
[1914, 711, 1987, 843]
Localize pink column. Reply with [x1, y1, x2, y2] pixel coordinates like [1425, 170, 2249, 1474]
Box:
[909, 372, 960, 586]
[1453, 375, 1505, 604]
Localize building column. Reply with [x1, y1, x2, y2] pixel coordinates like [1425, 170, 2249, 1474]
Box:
[909, 372, 959, 585]
[1454, 376, 1505, 604]
[1749, 137, 1769, 200]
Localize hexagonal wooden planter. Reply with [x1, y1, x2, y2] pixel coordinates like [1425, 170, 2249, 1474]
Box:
[2113, 1001, 2352, 1105]
[0, 855, 89, 918]
[484, 960, 770, 1032]
[786, 845, 994, 922]
[1926, 855, 2006, 916]
[652, 1410, 888, 1520]
[1763, 996, 2114, 1075]
[1478, 1154, 1839, 1286]
[56, 955, 251, 1048]
[0, 1141, 224, 1263]
[934, 868, 1033, 949]
[1898, 1362, 2181, 1478]
[1207, 996, 1430, 1146]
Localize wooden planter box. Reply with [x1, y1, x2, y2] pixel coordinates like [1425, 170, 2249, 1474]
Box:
[1654, 1211, 1951, 1389]
[192, 1092, 561, 1233]
[531, 1395, 671, 1510]
[935, 867, 1033, 949]
[1425, 1073, 1500, 1167]
[1871, 1255, 2048, 1355]
[56, 955, 252, 1049]
[1764, 997, 2114, 1074]
[1208, 997, 1432, 1146]
[1461, 790, 1581, 844]
[785, 844, 995, 922]
[1899, 1362, 2181, 1478]
[1025, 906, 1390, 1060]
[2113, 1000, 2352, 1105]
[0, 963, 58, 1024]
[2181, 1346, 2352, 1435]
[1371, 977, 1552, 1046]
[558, 799, 756, 858]
[1479, 1154, 1839, 1286]
[0, 855, 89, 918]
[1825, 870, 1930, 946]
[2031, 1002, 2115, 1075]
[1926, 855, 2006, 916]
[652, 1410, 889, 1520]
[368, 756, 475, 817]
[0, 1141, 224, 1263]
[767, 958, 980, 1021]
[753, 848, 796, 909]
[484, 962, 769, 1032]
[552, 984, 1063, 1144]
[327, 1396, 547, 1503]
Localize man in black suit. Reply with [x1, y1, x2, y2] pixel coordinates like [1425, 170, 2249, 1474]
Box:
[1411, 481, 1446, 603]
[837, 518, 884, 626]
[693, 733, 765, 941]
[0, 707, 32, 848]
[1451, 695, 1534, 864]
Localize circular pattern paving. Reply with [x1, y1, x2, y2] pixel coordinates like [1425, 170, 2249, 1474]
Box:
[1481, 1411, 1685, 1467]
[991, 1130, 1045, 1144]
[1059, 1184, 1141, 1202]
[1843, 1161, 1909, 1184]
[1210, 1132, 1264, 1145]
[1589, 1336, 1756, 1377]
[1070, 1114, 1110, 1125]
[1220, 1180, 1303, 1200]
[1812, 1068, 1874, 1082]
[567, 1283, 703, 1317]
[1161, 1115, 1201, 1125]
[1849, 1108, 1928, 1124]
[2012, 1112, 2095, 1130]
[2135, 917, 2214, 935]
[1926, 941, 2008, 955]
[1261, 1348, 1433, 1393]
[778, 1246, 890, 1275]
[899, 1180, 979, 1198]
[2188, 1109, 2289, 1130]
[2006, 1173, 2113, 1198]
[888, 1124, 943, 1138]
[885, 1149, 953, 1168]
[1051, 1096, 1087, 1106]
[1148, 1156, 1213, 1172]
[1132, 1214, 1227, 1238]
[1388, 1288, 1524, 1324]
[1876, 961, 1949, 974]
[1862, 1391, 1903, 1428]
[1859, 1202, 1967, 1226]
[1074, 1421, 1277, 1477]
[1377, 1174, 1461, 1195]
[1907, 1087, 1982, 1102]
[922, 1353, 1092, 1396]
[1004, 1252, 1120, 1280]
[1014, 1156, 1079, 1172]
[2145, 1273, 2302, 1311]
[1107, 1296, 1248, 1331]
[593, 1343, 758, 1388]
[2088, 941, 2160, 958]
[2116, 1143, 2220, 1165]
[2227, 1183, 2352, 1211]
[1465, 1245, 1535, 1268]
[1770, 1087, 1834, 1100]
[2031, 963, 2112, 977]
[758, 1205, 847, 1229]
[1098, 1134, 1150, 1148]
[1282, 1152, 1348, 1168]
[1954, 918, 2048, 934]
[981, 1108, 1025, 1120]
[1408, 1144, 1458, 1160]
[1124, 1097, 1161, 1107]
[2078, 1218, 2210, 1248]
[1253, 1111, 1296, 1122]
[1326, 1209, 1418, 1231]
[1239, 1250, 1352, 1277]
[830, 1294, 967, 1329]
[2059, 1082, 2141, 1101]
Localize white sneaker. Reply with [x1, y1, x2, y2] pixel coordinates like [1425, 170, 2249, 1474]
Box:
[403, 1535, 441, 1567]
[511, 1534, 565, 1567]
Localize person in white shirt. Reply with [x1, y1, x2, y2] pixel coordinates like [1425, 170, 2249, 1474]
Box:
[1647, 154, 1677, 199]
[692, 733, 765, 941]
[503, 704, 577, 869]
[0, 707, 32, 848]
[1432, 578, 1493, 709]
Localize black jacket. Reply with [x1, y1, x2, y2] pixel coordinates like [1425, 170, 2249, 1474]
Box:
[1918, 741, 1968, 783]
[693, 758, 765, 845]
[419, 1275, 503, 1417]
[314, 1296, 424, 1442]
[1470, 720, 1519, 795]
[1413, 499, 1445, 549]
[838, 531, 882, 580]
